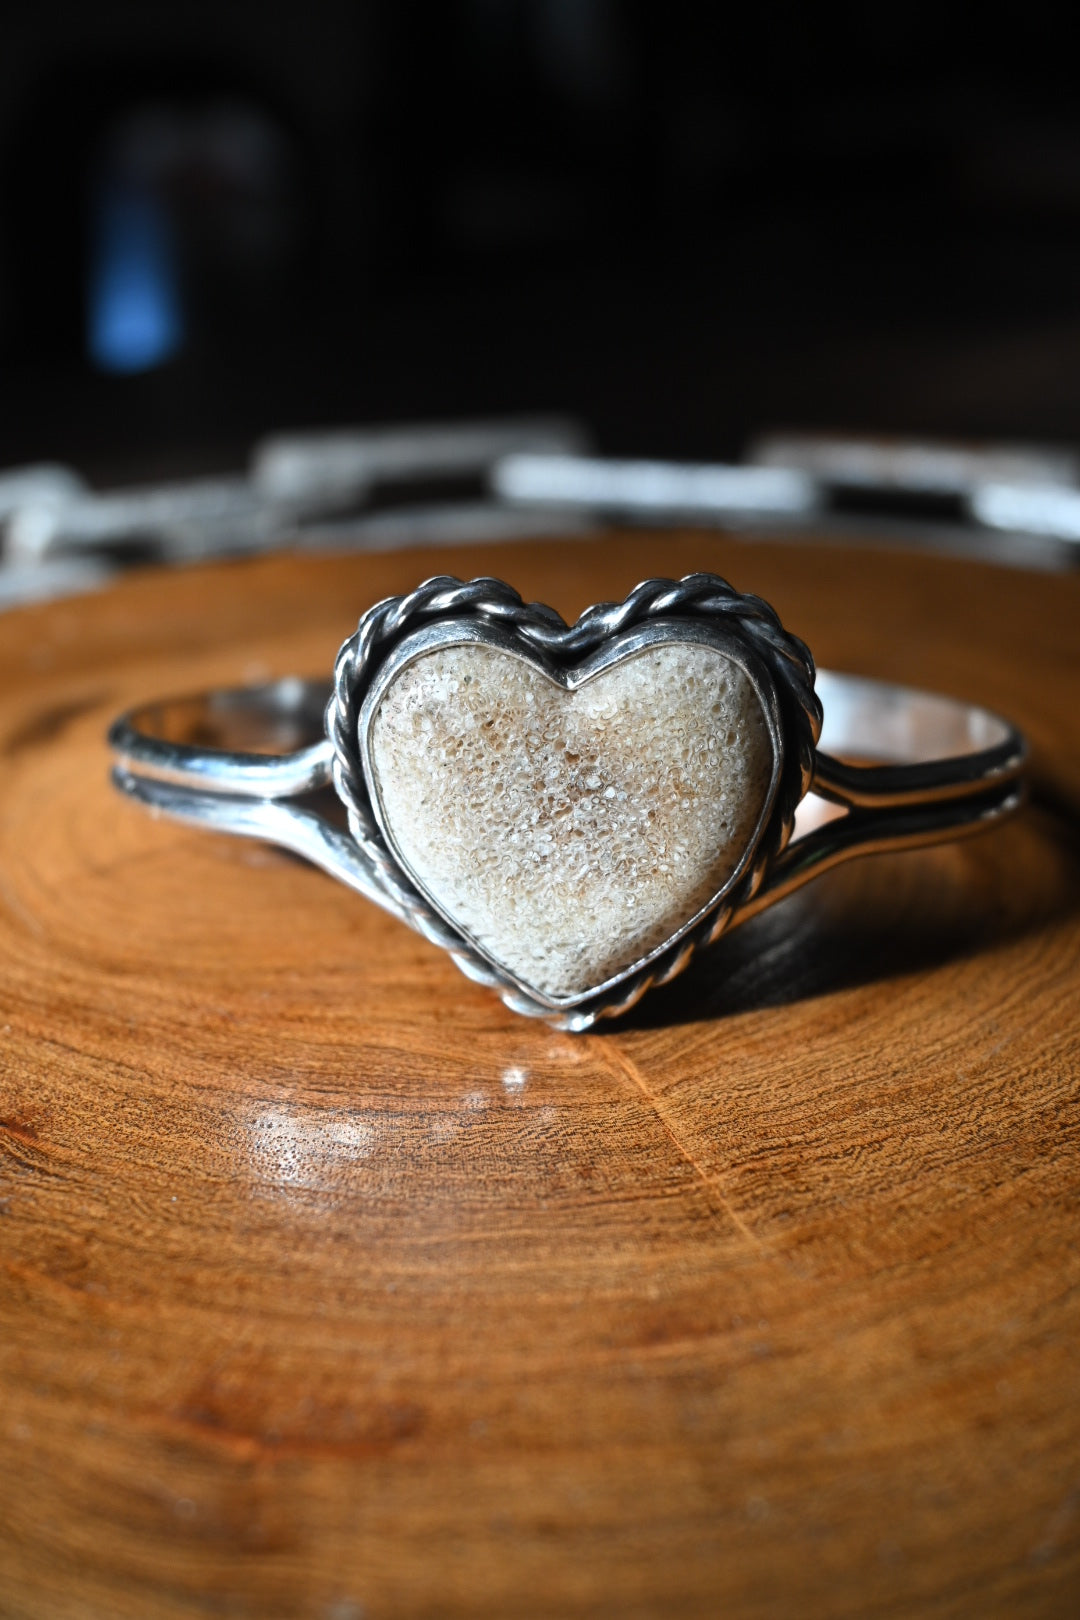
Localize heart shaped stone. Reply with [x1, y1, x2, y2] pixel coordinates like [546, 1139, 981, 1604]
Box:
[366, 636, 775, 1004]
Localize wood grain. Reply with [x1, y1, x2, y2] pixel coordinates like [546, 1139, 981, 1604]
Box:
[1, 532, 1078, 1620]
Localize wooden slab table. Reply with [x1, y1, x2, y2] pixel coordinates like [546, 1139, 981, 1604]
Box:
[1, 532, 1078, 1619]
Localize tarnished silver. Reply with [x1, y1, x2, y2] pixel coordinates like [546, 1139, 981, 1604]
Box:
[109, 572, 1027, 1030]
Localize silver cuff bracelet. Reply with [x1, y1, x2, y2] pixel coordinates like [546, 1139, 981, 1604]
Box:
[108, 573, 1026, 1029]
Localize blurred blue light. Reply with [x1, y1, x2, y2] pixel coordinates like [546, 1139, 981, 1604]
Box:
[88, 186, 182, 374]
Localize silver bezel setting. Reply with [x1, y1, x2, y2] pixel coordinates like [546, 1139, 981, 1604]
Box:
[326, 574, 823, 1027]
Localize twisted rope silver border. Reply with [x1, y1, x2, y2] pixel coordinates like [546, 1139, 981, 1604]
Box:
[326, 574, 822, 1029]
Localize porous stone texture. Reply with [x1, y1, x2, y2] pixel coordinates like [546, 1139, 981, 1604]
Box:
[369, 642, 774, 1000]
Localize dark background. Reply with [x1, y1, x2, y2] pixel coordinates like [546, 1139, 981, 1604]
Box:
[3, 0, 1080, 481]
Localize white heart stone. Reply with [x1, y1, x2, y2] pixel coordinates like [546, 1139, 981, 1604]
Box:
[368, 640, 774, 1002]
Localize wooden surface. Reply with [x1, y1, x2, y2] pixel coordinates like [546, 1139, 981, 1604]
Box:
[1, 532, 1078, 1620]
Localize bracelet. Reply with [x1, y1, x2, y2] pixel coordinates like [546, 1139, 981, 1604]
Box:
[109, 573, 1026, 1029]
